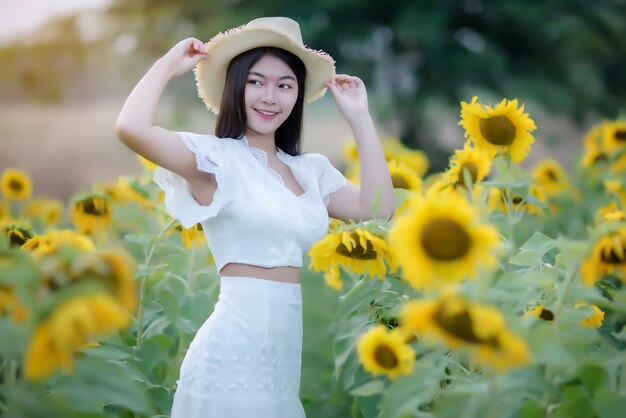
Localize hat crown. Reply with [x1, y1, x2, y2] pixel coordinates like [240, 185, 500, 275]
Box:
[245, 17, 304, 46]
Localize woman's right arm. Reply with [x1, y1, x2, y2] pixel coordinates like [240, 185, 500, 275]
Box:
[115, 38, 209, 179]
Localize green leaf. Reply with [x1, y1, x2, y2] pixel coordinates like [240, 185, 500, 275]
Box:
[519, 399, 545, 418]
[147, 385, 173, 415]
[576, 363, 609, 396]
[552, 386, 594, 418]
[339, 280, 382, 318]
[124, 234, 153, 244]
[158, 288, 180, 322]
[509, 249, 544, 268]
[520, 231, 556, 254]
[51, 357, 154, 415]
[350, 380, 386, 397]
[137, 263, 168, 277]
[592, 387, 626, 418]
[133, 337, 164, 376]
[379, 353, 447, 417]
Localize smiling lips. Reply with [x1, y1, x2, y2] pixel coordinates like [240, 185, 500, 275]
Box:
[254, 108, 280, 120]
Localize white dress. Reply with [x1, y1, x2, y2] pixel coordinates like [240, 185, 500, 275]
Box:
[153, 132, 347, 418]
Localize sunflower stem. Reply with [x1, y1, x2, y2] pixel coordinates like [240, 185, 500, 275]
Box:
[503, 155, 516, 271]
[620, 359, 626, 396]
[136, 218, 175, 348]
[185, 245, 197, 292]
[2, 358, 16, 414]
[553, 263, 577, 327]
[486, 369, 498, 418]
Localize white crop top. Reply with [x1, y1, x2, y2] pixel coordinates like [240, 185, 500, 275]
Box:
[153, 132, 348, 272]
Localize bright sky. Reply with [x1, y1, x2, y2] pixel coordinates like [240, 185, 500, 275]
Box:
[0, 0, 112, 43]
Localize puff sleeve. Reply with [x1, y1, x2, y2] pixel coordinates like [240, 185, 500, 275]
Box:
[306, 153, 348, 206]
[153, 132, 232, 228]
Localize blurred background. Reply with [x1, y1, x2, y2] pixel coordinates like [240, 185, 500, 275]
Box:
[1, 0, 625, 201]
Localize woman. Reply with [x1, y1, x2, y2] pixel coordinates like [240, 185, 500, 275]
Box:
[115, 16, 394, 418]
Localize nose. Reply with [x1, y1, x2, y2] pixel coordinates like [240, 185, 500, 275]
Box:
[261, 86, 276, 104]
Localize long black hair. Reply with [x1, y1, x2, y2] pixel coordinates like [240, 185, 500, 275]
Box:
[214, 47, 307, 156]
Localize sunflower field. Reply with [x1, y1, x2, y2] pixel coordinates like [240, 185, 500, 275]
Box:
[2, 97, 626, 418]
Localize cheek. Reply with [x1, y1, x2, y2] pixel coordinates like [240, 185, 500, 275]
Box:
[284, 91, 298, 112]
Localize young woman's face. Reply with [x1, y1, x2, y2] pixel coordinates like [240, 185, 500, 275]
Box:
[244, 53, 299, 139]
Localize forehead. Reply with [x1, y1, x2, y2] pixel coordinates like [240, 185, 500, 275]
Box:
[249, 54, 295, 78]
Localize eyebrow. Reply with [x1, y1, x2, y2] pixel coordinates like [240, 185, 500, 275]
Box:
[248, 71, 297, 82]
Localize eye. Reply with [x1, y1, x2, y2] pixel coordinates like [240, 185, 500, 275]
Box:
[279, 83, 294, 90]
[247, 79, 262, 86]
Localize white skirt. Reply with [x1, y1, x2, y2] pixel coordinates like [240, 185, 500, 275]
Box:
[171, 276, 306, 418]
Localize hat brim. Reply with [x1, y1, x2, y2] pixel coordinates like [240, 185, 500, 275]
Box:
[194, 25, 335, 114]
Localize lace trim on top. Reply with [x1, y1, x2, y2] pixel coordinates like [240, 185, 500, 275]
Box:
[182, 135, 224, 184]
[241, 136, 286, 186]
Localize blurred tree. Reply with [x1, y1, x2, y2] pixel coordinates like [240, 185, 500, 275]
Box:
[103, 0, 626, 167]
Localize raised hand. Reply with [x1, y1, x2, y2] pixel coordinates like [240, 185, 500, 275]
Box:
[326, 74, 370, 125]
[162, 38, 210, 77]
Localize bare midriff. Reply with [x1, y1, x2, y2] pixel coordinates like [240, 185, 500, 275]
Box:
[219, 263, 301, 284]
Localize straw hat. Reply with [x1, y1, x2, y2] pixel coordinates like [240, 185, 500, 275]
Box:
[194, 17, 336, 114]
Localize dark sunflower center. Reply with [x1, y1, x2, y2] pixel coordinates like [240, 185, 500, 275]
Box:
[420, 218, 471, 261]
[434, 305, 499, 347]
[336, 232, 378, 260]
[8, 179, 23, 191]
[479, 116, 516, 146]
[592, 153, 608, 165]
[539, 308, 554, 321]
[82, 198, 109, 216]
[391, 174, 411, 189]
[8, 229, 30, 247]
[373, 344, 399, 369]
[456, 163, 478, 188]
[545, 169, 558, 182]
[601, 246, 625, 264]
[614, 130, 626, 142]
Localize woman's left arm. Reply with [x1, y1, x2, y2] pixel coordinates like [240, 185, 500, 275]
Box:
[325, 74, 395, 222]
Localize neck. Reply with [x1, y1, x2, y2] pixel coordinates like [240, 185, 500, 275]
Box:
[244, 130, 277, 154]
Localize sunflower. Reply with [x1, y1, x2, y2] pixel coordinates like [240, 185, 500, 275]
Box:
[357, 325, 415, 380]
[1, 168, 32, 200]
[388, 159, 423, 192]
[611, 153, 626, 174]
[0, 200, 9, 220]
[83, 249, 137, 312]
[445, 142, 492, 189]
[389, 191, 500, 292]
[387, 152, 429, 178]
[24, 293, 130, 380]
[181, 223, 206, 249]
[22, 229, 94, 255]
[309, 228, 393, 279]
[71, 193, 112, 235]
[24, 197, 64, 226]
[401, 293, 529, 371]
[459, 97, 537, 164]
[580, 226, 626, 286]
[532, 158, 570, 197]
[574, 303, 604, 328]
[522, 305, 555, 321]
[602, 120, 626, 156]
[344, 137, 430, 177]
[604, 179, 626, 207]
[97, 177, 152, 208]
[0, 286, 28, 323]
[1, 223, 33, 247]
[601, 209, 625, 224]
[323, 266, 343, 291]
